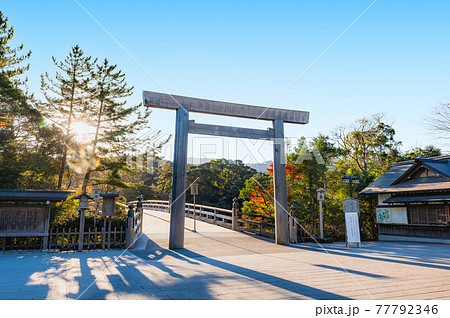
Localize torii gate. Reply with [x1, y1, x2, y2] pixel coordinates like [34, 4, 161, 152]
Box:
[143, 91, 309, 249]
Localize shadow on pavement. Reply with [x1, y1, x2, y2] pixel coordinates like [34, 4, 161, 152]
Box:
[295, 242, 450, 271]
[313, 264, 391, 279]
[130, 238, 352, 300]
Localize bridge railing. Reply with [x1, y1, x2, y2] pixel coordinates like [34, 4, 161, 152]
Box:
[135, 200, 233, 228]
[138, 199, 279, 239]
[237, 212, 275, 239]
[134, 204, 144, 237]
[141, 200, 170, 212]
[136, 199, 282, 239]
[186, 203, 233, 228]
[133, 199, 315, 243]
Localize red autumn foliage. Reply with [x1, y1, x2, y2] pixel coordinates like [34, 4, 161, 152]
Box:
[266, 161, 302, 182]
[266, 162, 296, 176]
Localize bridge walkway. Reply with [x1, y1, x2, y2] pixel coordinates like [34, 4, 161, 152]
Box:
[1, 209, 448, 300]
[126, 209, 450, 300]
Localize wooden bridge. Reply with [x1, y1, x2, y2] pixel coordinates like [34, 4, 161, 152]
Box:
[128, 199, 317, 247]
[143, 199, 276, 235]
[0, 197, 449, 300]
[103, 199, 450, 300]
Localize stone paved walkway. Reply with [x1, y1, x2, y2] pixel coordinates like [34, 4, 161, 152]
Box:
[0, 210, 449, 300]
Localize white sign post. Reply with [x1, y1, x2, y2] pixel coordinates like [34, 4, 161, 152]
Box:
[317, 189, 325, 239]
[191, 184, 199, 232]
[92, 189, 101, 227]
[343, 198, 361, 248]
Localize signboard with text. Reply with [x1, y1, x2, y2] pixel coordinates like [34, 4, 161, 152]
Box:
[0, 205, 49, 236]
[343, 198, 361, 247]
[376, 207, 408, 224]
[92, 189, 101, 201]
[191, 184, 199, 196]
[345, 212, 361, 244]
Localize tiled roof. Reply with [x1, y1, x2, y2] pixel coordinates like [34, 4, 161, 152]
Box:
[0, 189, 73, 202]
[383, 194, 450, 203]
[360, 156, 450, 195]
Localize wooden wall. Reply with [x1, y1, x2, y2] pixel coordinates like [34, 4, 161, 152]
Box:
[378, 223, 450, 239]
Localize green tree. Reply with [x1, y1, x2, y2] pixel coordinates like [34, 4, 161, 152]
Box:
[333, 114, 402, 179]
[332, 114, 403, 239]
[239, 135, 341, 237]
[187, 159, 257, 209]
[239, 172, 273, 216]
[288, 135, 340, 231]
[238, 128, 399, 241]
[0, 11, 48, 189]
[80, 58, 166, 193]
[403, 145, 441, 160]
[153, 159, 257, 208]
[154, 162, 173, 197]
[40, 45, 95, 189]
[0, 12, 30, 106]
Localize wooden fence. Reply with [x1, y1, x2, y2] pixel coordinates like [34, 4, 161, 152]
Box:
[0, 200, 136, 252]
[0, 236, 43, 251]
[48, 226, 126, 251]
[0, 225, 126, 251]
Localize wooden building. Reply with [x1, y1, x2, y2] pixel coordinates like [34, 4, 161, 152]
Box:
[360, 156, 450, 243]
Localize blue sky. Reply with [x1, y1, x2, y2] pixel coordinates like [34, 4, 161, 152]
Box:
[3, 0, 450, 162]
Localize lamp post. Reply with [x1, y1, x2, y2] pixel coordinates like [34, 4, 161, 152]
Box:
[342, 175, 359, 198]
[74, 192, 93, 251]
[92, 188, 100, 228]
[316, 189, 326, 239]
[100, 193, 119, 249]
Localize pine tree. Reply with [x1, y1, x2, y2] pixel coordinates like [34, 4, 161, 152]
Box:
[0, 12, 31, 105]
[80, 58, 167, 193]
[0, 11, 39, 188]
[40, 45, 95, 189]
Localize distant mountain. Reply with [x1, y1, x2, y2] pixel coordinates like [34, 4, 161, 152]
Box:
[186, 157, 271, 173]
[155, 157, 271, 174]
[246, 161, 272, 173]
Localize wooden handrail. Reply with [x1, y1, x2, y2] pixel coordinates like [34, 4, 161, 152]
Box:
[137, 200, 233, 226]
[239, 211, 274, 221]
[131, 199, 277, 240]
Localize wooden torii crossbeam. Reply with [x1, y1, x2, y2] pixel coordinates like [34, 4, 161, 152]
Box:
[143, 90, 310, 249]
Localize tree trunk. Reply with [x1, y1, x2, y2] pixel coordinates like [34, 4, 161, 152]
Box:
[81, 98, 103, 192]
[56, 72, 77, 189]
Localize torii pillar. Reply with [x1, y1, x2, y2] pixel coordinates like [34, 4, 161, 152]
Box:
[143, 91, 309, 249]
[272, 119, 289, 245]
[169, 108, 189, 249]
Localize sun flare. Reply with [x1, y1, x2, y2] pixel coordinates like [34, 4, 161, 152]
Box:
[70, 120, 97, 143]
